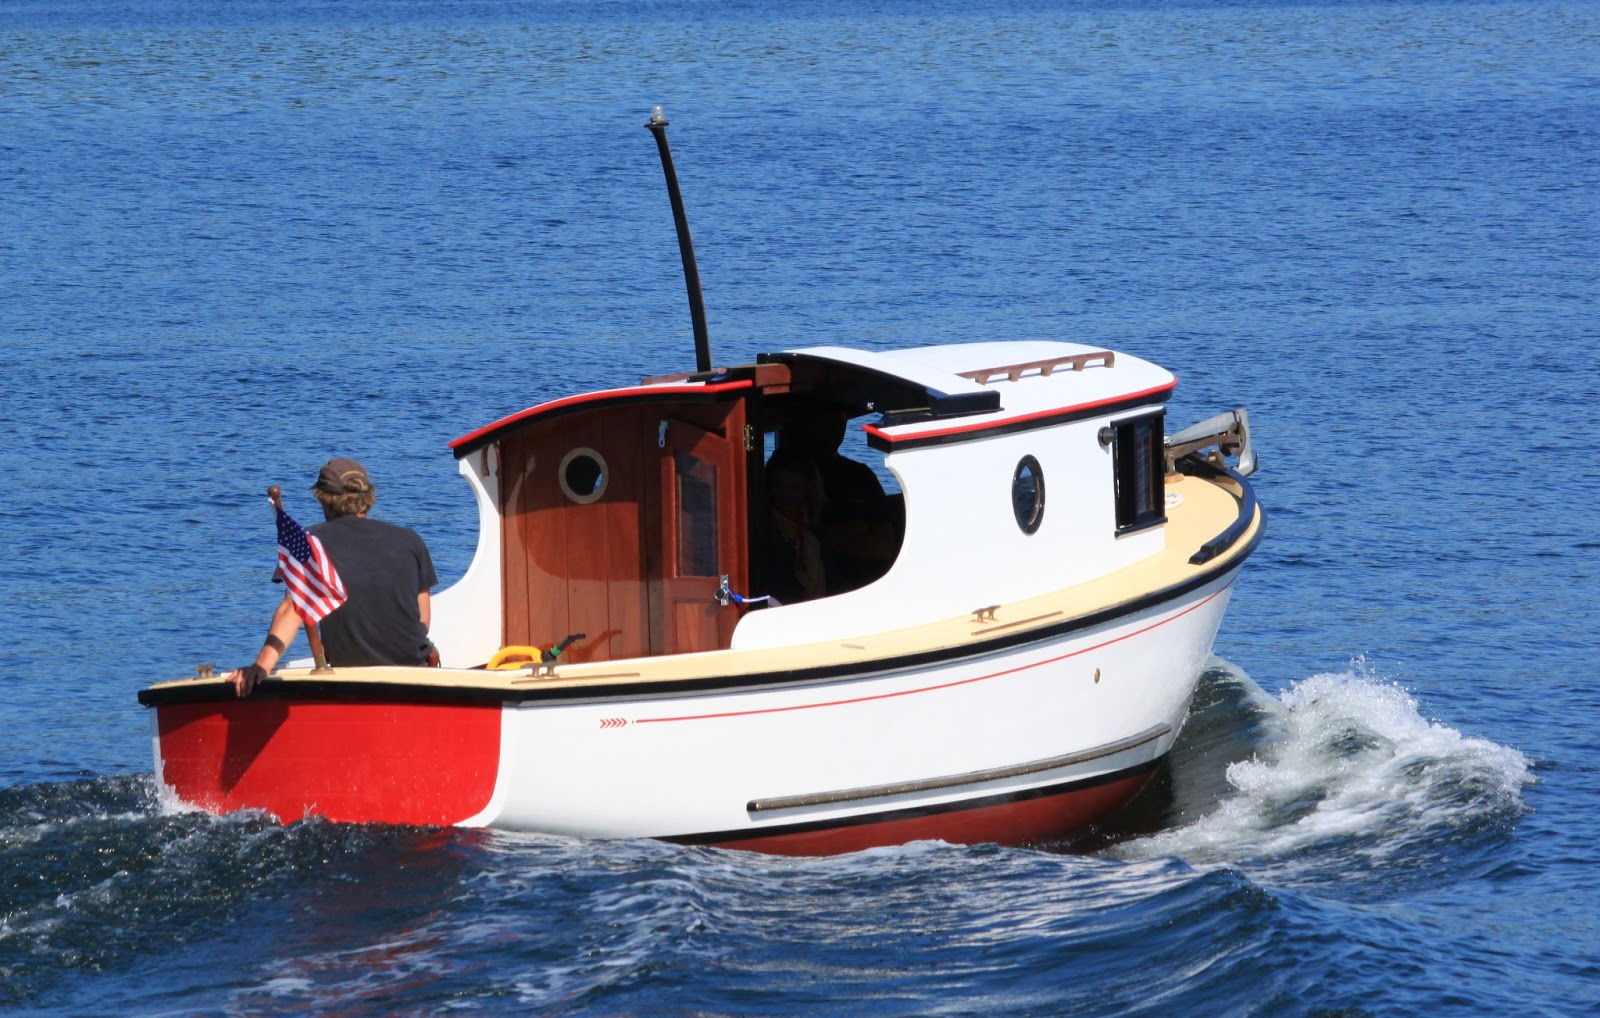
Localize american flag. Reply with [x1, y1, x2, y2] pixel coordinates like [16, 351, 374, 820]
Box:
[276, 506, 347, 625]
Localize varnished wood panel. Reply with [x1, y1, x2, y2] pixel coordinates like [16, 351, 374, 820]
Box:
[655, 400, 749, 655]
[525, 420, 573, 652]
[672, 599, 718, 652]
[500, 398, 750, 663]
[499, 438, 531, 649]
[559, 413, 611, 662]
[601, 410, 648, 662]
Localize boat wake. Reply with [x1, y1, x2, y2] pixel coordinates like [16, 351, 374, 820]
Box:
[1109, 659, 1533, 890]
[0, 661, 1537, 1013]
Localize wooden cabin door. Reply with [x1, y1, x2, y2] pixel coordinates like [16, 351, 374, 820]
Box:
[650, 402, 749, 655]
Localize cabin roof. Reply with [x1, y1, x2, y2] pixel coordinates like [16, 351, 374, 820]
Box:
[449, 378, 755, 458]
[449, 340, 1176, 458]
[780, 341, 1177, 451]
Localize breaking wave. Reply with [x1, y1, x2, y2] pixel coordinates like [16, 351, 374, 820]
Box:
[1113, 659, 1534, 890]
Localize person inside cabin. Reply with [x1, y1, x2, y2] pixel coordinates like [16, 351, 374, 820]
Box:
[781, 409, 898, 592]
[229, 458, 439, 696]
[764, 448, 837, 605]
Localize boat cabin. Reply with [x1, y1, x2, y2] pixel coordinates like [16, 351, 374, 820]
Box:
[431, 341, 1178, 669]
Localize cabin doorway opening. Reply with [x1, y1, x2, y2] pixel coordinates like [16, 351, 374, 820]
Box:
[752, 400, 904, 606]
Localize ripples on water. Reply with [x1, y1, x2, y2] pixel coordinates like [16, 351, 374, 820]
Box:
[3, 0, 1595, 1012]
[1, 664, 1535, 1015]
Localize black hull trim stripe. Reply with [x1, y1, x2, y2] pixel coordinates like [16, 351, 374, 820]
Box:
[138, 492, 1260, 711]
[865, 387, 1174, 453]
[663, 758, 1163, 847]
[747, 723, 1170, 813]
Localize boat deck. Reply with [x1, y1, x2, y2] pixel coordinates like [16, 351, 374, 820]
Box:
[144, 469, 1259, 702]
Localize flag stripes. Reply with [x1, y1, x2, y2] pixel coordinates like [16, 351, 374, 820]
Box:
[275, 507, 348, 625]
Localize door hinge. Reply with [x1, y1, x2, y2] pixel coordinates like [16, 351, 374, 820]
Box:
[743, 424, 756, 452]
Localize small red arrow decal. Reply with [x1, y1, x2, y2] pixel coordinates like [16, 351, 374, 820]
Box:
[599, 717, 628, 729]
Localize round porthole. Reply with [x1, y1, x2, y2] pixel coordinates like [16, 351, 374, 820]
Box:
[559, 447, 608, 504]
[1013, 455, 1045, 534]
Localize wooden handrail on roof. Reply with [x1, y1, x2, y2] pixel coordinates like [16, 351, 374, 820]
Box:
[957, 350, 1115, 385]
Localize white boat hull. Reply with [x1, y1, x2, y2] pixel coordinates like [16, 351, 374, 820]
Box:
[146, 569, 1237, 854]
[467, 570, 1237, 851]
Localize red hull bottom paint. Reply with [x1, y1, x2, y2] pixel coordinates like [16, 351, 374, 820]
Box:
[155, 700, 501, 826]
[695, 767, 1157, 857]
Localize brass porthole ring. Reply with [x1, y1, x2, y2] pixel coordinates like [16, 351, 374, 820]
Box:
[558, 447, 608, 504]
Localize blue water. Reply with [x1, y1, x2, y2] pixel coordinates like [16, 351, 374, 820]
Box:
[2, 0, 1596, 1013]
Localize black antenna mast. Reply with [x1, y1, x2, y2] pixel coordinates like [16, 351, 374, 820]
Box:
[645, 105, 712, 373]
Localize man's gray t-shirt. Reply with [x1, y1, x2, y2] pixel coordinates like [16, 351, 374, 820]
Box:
[308, 516, 438, 667]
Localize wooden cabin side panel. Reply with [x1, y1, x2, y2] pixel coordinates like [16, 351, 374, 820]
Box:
[498, 437, 534, 647]
[603, 410, 650, 662]
[500, 425, 573, 651]
[560, 412, 610, 661]
[563, 410, 647, 663]
[498, 411, 653, 664]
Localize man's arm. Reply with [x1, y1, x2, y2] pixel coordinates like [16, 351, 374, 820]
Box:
[418, 590, 442, 666]
[228, 593, 302, 697]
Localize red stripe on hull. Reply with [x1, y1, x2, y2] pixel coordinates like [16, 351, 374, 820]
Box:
[700, 769, 1155, 856]
[155, 700, 501, 826]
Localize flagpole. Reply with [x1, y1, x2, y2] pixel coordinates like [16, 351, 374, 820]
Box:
[268, 485, 333, 674]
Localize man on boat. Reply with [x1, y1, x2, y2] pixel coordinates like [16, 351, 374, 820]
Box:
[229, 458, 438, 696]
[781, 410, 898, 592]
[763, 447, 835, 604]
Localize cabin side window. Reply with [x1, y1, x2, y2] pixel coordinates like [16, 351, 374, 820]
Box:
[675, 448, 720, 577]
[1112, 413, 1165, 533]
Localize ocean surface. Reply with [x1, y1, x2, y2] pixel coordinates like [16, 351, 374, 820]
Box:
[2, 0, 1596, 1013]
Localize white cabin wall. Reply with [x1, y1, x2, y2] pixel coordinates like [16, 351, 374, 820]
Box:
[428, 448, 504, 667]
[730, 410, 1166, 649]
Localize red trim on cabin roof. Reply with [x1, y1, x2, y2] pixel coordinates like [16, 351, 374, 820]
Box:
[863, 379, 1179, 447]
[448, 379, 754, 451]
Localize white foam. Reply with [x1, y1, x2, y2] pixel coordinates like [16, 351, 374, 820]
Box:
[1115, 661, 1532, 873]
[149, 772, 205, 818]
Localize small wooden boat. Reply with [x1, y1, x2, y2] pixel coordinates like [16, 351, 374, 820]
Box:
[137, 114, 1263, 855]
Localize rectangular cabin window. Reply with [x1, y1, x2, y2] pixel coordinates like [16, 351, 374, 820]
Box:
[674, 448, 720, 576]
[1113, 413, 1166, 534]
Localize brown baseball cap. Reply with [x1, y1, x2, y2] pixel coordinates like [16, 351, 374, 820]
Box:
[312, 457, 371, 495]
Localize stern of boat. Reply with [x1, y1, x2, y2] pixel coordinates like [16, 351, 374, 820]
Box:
[144, 685, 503, 825]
